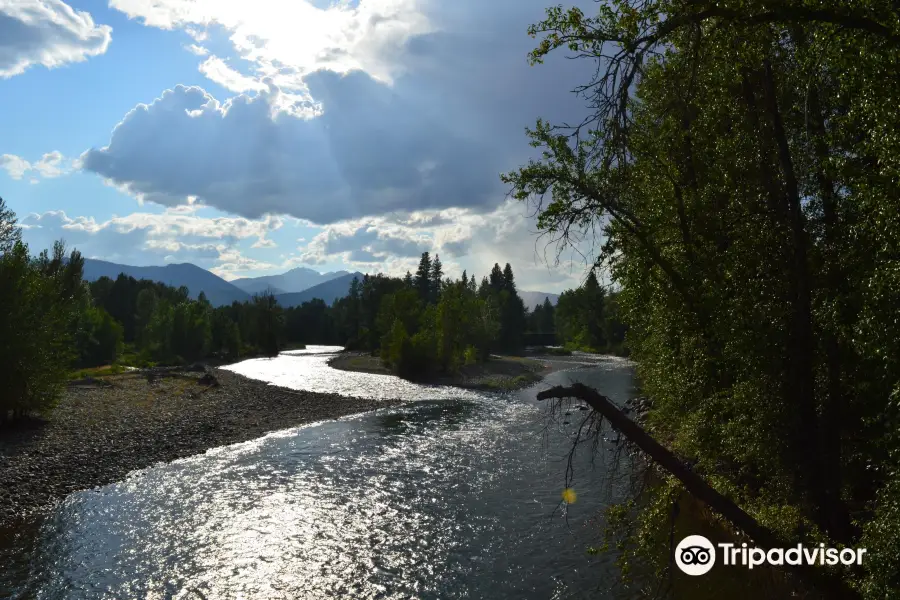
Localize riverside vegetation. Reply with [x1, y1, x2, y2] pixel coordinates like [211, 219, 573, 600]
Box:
[0, 200, 625, 424]
[502, 0, 900, 596]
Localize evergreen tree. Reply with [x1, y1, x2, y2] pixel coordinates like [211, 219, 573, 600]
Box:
[0, 197, 21, 254]
[489, 263, 504, 291]
[414, 252, 432, 302]
[430, 254, 443, 303]
[502, 263, 516, 293]
[478, 276, 490, 299]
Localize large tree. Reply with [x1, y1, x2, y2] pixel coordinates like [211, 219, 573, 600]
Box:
[0, 199, 86, 421]
[504, 1, 900, 594]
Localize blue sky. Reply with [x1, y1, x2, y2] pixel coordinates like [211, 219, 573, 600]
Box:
[1, 0, 595, 291]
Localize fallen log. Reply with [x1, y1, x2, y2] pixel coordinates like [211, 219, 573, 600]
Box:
[537, 383, 855, 598]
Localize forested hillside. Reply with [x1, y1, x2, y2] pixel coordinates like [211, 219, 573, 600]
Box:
[82, 258, 250, 306]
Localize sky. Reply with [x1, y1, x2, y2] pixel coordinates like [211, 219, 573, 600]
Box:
[1, 0, 597, 292]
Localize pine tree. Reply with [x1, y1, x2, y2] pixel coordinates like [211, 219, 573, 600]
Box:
[489, 263, 504, 291]
[540, 297, 555, 334]
[414, 252, 432, 302]
[502, 263, 517, 293]
[478, 276, 490, 298]
[403, 270, 413, 287]
[430, 254, 443, 303]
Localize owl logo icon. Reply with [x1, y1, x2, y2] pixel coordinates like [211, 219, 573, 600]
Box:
[675, 535, 716, 575]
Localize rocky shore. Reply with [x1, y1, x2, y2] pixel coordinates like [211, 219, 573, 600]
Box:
[0, 368, 398, 527]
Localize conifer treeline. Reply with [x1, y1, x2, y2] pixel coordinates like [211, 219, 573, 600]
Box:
[1, 196, 623, 419]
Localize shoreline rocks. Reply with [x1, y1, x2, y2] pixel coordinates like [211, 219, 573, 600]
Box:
[0, 368, 399, 527]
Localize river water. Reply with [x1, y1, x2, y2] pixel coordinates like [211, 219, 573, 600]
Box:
[2, 347, 639, 599]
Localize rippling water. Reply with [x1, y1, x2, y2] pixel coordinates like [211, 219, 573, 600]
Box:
[2, 348, 639, 599]
[222, 346, 487, 402]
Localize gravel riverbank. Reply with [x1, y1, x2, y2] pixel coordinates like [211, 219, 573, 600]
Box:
[0, 368, 399, 527]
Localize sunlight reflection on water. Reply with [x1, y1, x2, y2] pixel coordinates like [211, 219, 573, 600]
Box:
[222, 345, 486, 401]
[4, 350, 639, 600]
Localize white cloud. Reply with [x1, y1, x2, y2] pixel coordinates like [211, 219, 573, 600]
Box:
[81, 78, 502, 223]
[85, 0, 591, 227]
[185, 43, 208, 56]
[0, 0, 112, 78]
[198, 55, 267, 92]
[18, 210, 282, 270]
[0, 154, 31, 179]
[0, 151, 74, 181]
[110, 0, 429, 84]
[32, 150, 67, 177]
[295, 200, 591, 290]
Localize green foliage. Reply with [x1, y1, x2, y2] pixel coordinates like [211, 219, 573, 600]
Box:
[552, 272, 627, 354]
[73, 302, 124, 367]
[0, 199, 85, 421]
[510, 0, 900, 593]
[526, 297, 556, 334]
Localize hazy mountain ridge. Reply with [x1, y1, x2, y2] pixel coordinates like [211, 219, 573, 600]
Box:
[80, 260, 559, 310]
[274, 272, 365, 308]
[232, 267, 350, 295]
[81, 259, 250, 307]
[519, 291, 560, 310]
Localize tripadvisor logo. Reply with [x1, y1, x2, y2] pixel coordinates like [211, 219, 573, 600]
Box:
[676, 535, 716, 575]
[675, 535, 868, 576]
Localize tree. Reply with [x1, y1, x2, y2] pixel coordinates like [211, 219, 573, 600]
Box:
[539, 297, 555, 334]
[505, 0, 900, 593]
[430, 254, 444, 303]
[135, 288, 158, 348]
[488, 263, 504, 292]
[414, 252, 432, 302]
[74, 301, 124, 367]
[0, 210, 85, 422]
[252, 291, 282, 357]
[0, 197, 21, 254]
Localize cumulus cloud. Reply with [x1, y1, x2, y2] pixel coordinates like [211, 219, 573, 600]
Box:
[0, 151, 74, 180]
[0, 0, 112, 78]
[110, 0, 429, 83]
[185, 43, 208, 56]
[198, 55, 267, 93]
[81, 77, 502, 223]
[0, 154, 31, 179]
[81, 0, 591, 225]
[295, 200, 591, 290]
[18, 210, 282, 271]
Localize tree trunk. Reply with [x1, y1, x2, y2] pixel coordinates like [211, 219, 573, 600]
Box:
[761, 60, 827, 531]
[537, 383, 855, 598]
[803, 53, 852, 543]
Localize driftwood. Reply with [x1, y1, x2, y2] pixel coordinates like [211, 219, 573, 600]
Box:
[537, 383, 854, 598]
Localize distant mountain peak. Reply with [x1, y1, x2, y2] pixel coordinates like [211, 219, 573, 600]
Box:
[231, 266, 350, 295]
[81, 259, 249, 307]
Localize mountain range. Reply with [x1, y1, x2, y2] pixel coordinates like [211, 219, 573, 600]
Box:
[273, 272, 365, 308]
[230, 267, 349, 295]
[80, 259, 559, 309]
[82, 259, 250, 307]
[520, 291, 560, 309]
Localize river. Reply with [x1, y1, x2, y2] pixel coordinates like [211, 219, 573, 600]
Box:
[2, 347, 639, 599]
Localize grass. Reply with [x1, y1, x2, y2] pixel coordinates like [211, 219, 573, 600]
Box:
[68, 364, 129, 380]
